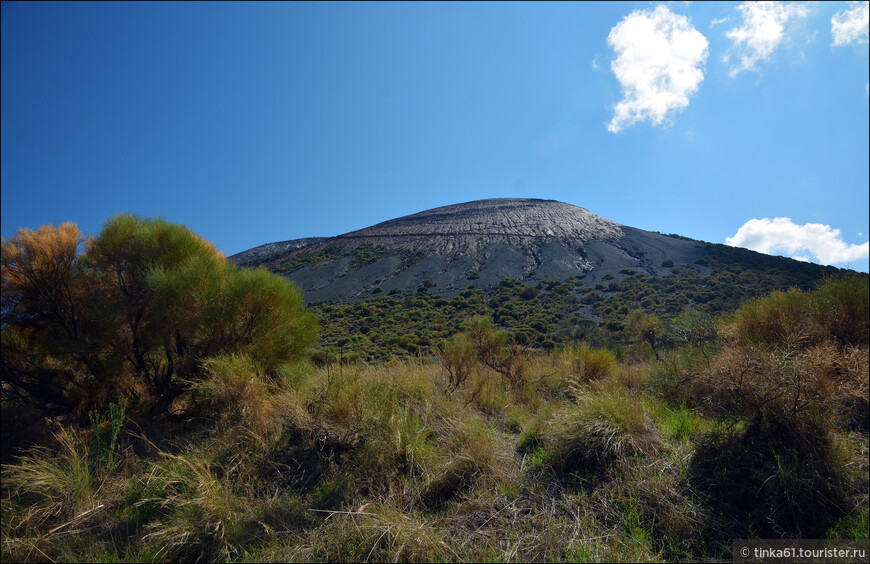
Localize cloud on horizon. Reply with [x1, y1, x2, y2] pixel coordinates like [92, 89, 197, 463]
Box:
[725, 1, 808, 77]
[832, 1, 869, 46]
[726, 217, 870, 266]
[606, 5, 709, 133]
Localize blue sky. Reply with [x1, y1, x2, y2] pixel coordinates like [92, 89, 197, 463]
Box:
[2, 1, 868, 271]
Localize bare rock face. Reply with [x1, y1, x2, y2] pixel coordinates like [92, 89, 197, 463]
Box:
[343, 198, 622, 246]
[230, 198, 707, 303]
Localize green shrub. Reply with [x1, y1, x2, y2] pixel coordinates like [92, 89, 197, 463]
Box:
[697, 337, 867, 433]
[520, 285, 538, 300]
[645, 347, 708, 408]
[439, 334, 476, 393]
[465, 316, 527, 389]
[691, 418, 850, 540]
[808, 276, 869, 347]
[731, 287, 813, 348]
[628, 310, 663, 360]
[666, 311, 718, 361]
[583, 291, 603, 304]
[1, 215, 318, 419]
[686, 278, 870, 540]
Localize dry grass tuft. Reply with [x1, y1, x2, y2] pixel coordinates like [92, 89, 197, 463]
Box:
[190, 353, 297, 437]
[138, 448, 255, 562]
[303, 504, 454, 562]
[2, 425, 98, 531]
[546, 382, 660, 477]
[560, 343, 618, 386]
[0, 424, 116, 562]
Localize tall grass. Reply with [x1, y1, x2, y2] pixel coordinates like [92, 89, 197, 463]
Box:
[644, 346, 708, 408]
[2, 425, 98, 529]
[2, 276, 868, 562]
[303, 505, 454, 562]
[139, 450, 255, 562]
[1, 425, 108, 561]
[559, 343, 617, 386]
[190, 353, 296, 437]
[545, 380, 660, 477]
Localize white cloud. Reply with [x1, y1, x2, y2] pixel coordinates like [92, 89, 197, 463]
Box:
[832, 1, 869, 46]
[606, 5, 709, 133]
[726, 217, 870, 266]
[725, 1, 808, 77]
[710, 16, 730, 28]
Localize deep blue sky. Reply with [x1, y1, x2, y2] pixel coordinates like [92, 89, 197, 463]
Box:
[2, 1, 868, 271]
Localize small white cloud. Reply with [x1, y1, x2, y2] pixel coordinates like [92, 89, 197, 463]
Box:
[726, 217, 870, 266]
[606, 5, 709, 133]
[592, 58, 600, 71]
[832, 1, 869, 46]
[710, 16, 730, 28]
[725, 1, 808, 77]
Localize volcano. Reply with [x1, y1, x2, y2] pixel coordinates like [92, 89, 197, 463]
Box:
[230, 198, 711, 303]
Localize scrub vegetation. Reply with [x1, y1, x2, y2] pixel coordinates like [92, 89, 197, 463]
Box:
[2, 217, 868, 562]
[310, 244, 843, 364]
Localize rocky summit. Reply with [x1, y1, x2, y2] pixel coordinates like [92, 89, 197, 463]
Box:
[230, 198, 708, 303]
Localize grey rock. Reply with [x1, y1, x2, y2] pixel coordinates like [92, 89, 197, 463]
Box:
[228, 198, 708, 303]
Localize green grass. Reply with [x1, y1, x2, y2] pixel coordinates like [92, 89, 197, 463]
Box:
[646, 400, 718, 443]
[3, 280, 868, 562]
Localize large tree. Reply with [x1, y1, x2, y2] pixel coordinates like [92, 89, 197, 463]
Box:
[2, 215, 318, 417]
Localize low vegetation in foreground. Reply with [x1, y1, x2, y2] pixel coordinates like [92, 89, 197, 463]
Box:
[2, 217, 868, 562]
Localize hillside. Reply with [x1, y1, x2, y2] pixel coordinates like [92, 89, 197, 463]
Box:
[231, 198, 852, 362]
[230, 198, 710, 303]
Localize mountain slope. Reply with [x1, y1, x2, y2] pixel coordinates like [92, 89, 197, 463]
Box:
[231, 198, 708, 303]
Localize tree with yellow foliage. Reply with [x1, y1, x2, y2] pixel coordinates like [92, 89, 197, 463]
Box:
[1, 215, 318, 418]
